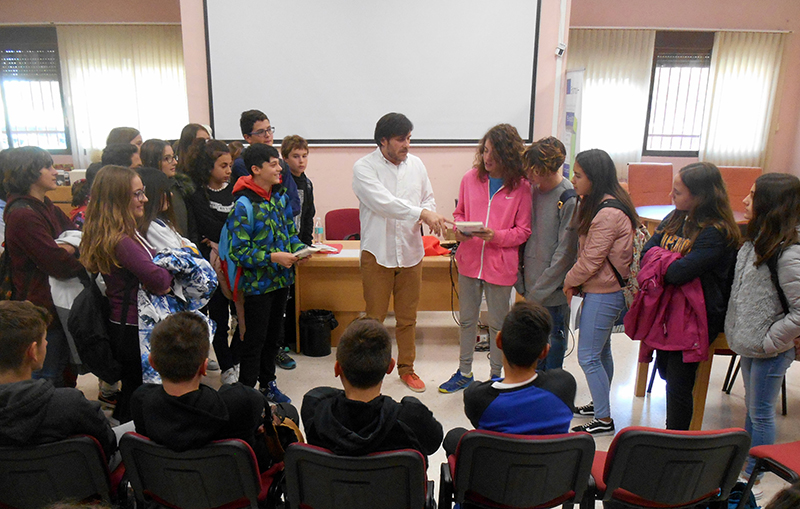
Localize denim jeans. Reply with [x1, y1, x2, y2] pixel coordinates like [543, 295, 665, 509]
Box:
[741, 347, 795, 475]
[576, 291, 625, 420]
[541, 303, 569, 371]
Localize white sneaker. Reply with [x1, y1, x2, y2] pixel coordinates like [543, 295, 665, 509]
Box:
[221, 367, 238, 385]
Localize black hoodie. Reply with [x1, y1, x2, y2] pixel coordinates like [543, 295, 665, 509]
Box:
[301, 387, 443, 461]
[130, 383, 273, 469]
[0, 379, 116, 458]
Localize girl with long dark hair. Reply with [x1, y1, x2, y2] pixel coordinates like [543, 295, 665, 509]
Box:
[726, 173, 800, 485]
[641, 162, 740, 430]
[564, 148, 638, 435]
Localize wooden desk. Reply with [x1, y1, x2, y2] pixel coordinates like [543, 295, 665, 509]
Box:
[45, 186, 73, 215]
[633, 334, 729, 430]
[294, 240, 458, 349]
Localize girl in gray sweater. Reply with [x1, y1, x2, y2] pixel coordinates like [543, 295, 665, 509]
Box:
[726, 173, 800, 483]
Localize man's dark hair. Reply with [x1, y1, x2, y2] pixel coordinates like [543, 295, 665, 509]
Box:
[101, 143, 138, 167]
[373, 112, 413, 146]
[500, 301, 552, 368]
[240, 109, 269, 137]
[242, 143, 280, 175]
[3, 146, 55, 195]
[336, 318, 392, 389]
[149, 312, 209, 382]
[0, 301, 51, 371]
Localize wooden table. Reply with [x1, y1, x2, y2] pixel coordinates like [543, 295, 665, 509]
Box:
[633, 330, 731, 430]
[294, 240, 458, 349]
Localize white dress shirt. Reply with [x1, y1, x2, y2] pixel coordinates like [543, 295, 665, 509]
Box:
[352, 148, 436, 268]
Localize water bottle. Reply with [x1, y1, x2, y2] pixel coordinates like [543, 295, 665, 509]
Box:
[313, 217, 323, 244]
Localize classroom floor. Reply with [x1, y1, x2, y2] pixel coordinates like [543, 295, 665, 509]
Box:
[77, 311, 800, 505]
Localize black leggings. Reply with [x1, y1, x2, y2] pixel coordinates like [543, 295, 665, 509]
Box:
[108, 322, 142, 424]
[656, 349, 699, 430]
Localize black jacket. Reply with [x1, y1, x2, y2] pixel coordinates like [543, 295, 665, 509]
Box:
[0, 379, 116, 458]
[642, 214, 737, 341]
[291, 172, 315, 246]
[301, 387, 443, 461]
[131, 382, 273, 469]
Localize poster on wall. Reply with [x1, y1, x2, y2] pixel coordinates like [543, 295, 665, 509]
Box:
[562, 69, 584, 178]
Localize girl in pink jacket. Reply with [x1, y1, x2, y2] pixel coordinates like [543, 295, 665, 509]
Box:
[438, 124, 531, 393]
[564, 149, 637, 435]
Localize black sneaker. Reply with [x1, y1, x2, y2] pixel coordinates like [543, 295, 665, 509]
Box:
[571, 418, 615, 435]
[574, 402, 594, 416]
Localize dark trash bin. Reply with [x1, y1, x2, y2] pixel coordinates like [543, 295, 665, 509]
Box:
[299, 309, 338, 357]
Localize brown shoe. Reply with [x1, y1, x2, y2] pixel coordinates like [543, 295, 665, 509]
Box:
[400, 372, 426, 393]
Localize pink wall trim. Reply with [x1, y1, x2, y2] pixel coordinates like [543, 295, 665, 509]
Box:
[569, 0, 800, 176]
[0, 0, 180, 24]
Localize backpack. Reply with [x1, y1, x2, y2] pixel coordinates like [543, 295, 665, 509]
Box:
[596, 198, 651, 308]
[68, 273, 135, 383]
[0, 200, 43, 301]
[218, 195, 254, 301]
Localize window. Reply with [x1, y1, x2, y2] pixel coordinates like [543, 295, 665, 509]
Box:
[643, 32, 714, 156]
[0, 27, 70, 153]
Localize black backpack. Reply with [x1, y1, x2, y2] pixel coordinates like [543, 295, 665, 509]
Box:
[67, 273, 135, 383]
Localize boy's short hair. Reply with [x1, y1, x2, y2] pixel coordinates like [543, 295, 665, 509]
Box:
[374, 113, 413, 146]
[149, 312, 209, 382]
[336, 318, 392, 389]
[101, 143, 138, 167]
[243, 143, 280, 174]
[500, 301, 552, 368]
[523, 136, 566, 175]
[240, 109, 269, 137]
[280, 135, 308, 160]
[0, 301, 51, 371]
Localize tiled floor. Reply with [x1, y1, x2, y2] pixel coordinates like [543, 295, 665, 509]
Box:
[78, 311, 799, 505]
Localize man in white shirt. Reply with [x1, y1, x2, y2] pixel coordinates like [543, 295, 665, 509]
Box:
[352, 113, 449, 392]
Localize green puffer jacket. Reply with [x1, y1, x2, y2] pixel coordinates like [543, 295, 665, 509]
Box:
[226, 180, 305, 296]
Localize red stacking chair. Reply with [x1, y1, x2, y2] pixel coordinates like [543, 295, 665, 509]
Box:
[735, 440, 800, 509]
[119, 432, 284, 509]
[439, 429, 595, 509]
[590, 426, 750, 509]
[325, 208, 361, 240]
[284, 442, 435, 509]
[0, 435, 125, 509]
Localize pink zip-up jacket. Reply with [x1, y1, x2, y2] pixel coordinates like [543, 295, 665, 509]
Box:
[454, 168, 532, 286]
[624, 247, 709, 363]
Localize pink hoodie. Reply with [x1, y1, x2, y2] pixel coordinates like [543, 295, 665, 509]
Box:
[454, 168, 532, 286]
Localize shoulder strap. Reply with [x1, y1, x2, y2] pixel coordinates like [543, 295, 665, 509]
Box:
[595, 199, 631, 288]
[766, 250, 790, 315]
[557, 188, 577, 211]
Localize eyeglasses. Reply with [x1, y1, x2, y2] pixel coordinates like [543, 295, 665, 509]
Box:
[249, 127, 275, 137]
[163, 154, 177, 163]
[133, 187, 147, 202]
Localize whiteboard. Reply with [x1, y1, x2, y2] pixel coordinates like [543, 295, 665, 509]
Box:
[205, 0, 541, 143]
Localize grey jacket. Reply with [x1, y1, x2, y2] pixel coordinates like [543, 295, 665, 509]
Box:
[516, 178, 578, 306]
[725, 240, 800, 358]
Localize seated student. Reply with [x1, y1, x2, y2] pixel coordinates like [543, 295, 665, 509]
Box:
[0, 301, 116, 459]
[101, 143, 142, 169]
[443, 301, 576, 455]
[301, 318, 443, 460]
[130, 312, 296, 470]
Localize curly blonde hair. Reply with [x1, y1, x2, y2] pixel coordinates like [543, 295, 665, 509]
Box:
[474, 124, 526, 190]
[80, 165, 140, 274]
